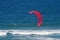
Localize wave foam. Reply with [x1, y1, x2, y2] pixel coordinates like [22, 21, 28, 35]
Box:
[0, 30, 60, 36]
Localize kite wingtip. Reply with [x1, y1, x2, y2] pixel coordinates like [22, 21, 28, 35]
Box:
[29, 10, 37, 14]
[29, 11, 32, 14]
[37, 25, 40, 27]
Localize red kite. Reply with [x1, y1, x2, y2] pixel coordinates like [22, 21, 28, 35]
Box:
[29, 10, 42, 27]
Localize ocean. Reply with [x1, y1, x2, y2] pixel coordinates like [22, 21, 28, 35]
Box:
[0, 0, 60, 40]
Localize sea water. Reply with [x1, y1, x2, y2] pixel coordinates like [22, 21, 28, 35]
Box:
[0, 0, 60, 40]
[0, 29, 60, 40]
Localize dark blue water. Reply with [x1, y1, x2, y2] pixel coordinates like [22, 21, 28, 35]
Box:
[0, 0, 60, 40]
[0, 0, 60, 30]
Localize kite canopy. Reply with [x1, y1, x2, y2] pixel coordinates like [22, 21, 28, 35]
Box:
[29, 10, 42, 27]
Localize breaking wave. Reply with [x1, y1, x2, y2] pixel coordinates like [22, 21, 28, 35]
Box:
[0, 30, 60, 36]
